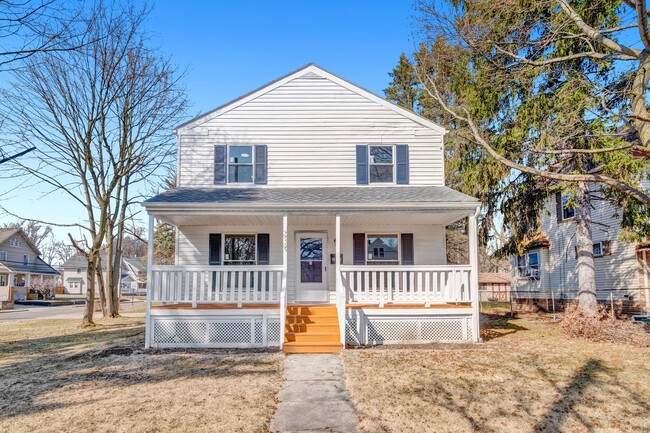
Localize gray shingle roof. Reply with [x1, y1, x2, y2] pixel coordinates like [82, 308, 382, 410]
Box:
[144, 186, 479, 207]
[0, 257, 59, 275]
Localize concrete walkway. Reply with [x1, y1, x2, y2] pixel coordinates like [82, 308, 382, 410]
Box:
[270, 354, 358, 433]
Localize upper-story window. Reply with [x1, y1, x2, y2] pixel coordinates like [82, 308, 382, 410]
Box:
[0, 251, 6, 261]
[369, 146, 394, 183]
[228, 146, 254, 183]
[356, 144, 409, 185]
[23, 254, 29, 265]
[555, 191, 575, 222]
[10, 237, 23, 248]
[214, 144, 267, 185]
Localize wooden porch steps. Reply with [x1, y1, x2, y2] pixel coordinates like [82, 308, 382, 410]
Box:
[283, 304, 341, 354]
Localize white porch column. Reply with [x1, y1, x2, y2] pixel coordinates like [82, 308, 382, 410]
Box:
[280, 214, 288, 350]
[643, 249, 649, 316]
[8, 272, 14, 287]
[145, 213, 154, 349]
[335, 214, 345, 345]
[25, 273, 31, 288]
[468, 208, 481, 342]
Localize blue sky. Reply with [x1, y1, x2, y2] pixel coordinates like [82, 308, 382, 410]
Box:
[0, 0, 420, 242]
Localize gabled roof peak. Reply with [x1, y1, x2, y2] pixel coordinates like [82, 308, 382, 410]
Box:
[174, 63, 447, 134]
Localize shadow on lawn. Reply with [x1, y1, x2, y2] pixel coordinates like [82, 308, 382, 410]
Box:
[480, 313, 528, 341]
[0, 324, 279, 420]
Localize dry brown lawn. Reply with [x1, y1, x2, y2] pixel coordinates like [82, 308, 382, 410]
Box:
[0, 317, 283, 433]
[342, 314, 650, 433]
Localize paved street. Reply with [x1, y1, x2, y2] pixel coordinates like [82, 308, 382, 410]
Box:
[0, 302, 145, 321]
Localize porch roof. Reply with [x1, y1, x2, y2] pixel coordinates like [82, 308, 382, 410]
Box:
[143, 186, 480, 211]
[0, 258, 59, 275]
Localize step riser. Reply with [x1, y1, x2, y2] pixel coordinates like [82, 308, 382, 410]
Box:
[286, 324, 339, 333]
[285, 334, 340, 343]
[286, 316, 339, 325]
[287, 308, 338, 316]
[282, 345, 342, 354]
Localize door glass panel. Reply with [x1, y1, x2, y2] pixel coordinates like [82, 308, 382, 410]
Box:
[300, 237, 323, 283]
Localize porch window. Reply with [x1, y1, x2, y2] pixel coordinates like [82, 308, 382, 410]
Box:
[228, 146, 254, 183]
[517, 251, 540, 279]
[224, 235, 256, 265]
[368, 146, 393, 183]
[367, 235, 399, 262]
[0, 251, 6, 261]
[0, 275, 6, 286]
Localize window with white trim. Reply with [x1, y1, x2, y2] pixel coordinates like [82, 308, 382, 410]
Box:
[23, 255, 29, 265]
[367, 234, 399, 262]
[0, 251, 6, 261]
[0, 275, 6, 286]
[10, 238, 23, 248]
[368, 145, 394, 183]
[517, 251, 540, 278]
[593, 242, 603, 257]
[228, 146, 254, 183]
[223, 234, 256, 265]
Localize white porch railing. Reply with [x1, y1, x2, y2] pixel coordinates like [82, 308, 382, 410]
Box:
[340, 265, 473, 307]
[150, 265, 284, 307]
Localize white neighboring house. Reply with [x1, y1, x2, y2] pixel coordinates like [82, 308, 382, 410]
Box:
[511, 180, 650, 314]
[0, 228, 59, 301]
[142, 64, 482, 352]
[60, 254, 147, 295]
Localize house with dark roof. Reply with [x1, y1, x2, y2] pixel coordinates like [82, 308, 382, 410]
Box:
[142, 64, 482, 351]
[60, 254, 147, 295]
[0, 228, 59, 302]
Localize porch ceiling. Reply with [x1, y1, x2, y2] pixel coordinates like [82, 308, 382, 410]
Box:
[157, 212, 469, 227]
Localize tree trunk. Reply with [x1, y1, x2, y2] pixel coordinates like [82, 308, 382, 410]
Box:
[631, 51, 650, 149]
[575, 182, 598, 316]
[81, 250, 98, 326]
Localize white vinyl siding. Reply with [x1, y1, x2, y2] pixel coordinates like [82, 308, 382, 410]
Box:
[176, 222, 447, 303]
[178, 74, 444, 187]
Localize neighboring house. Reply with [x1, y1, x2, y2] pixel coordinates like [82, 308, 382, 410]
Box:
[511, 180, 650, 314]
[478, 273, 512, 301]
[0, 228, 59, 301]
[60, 254, 147, 295]
[142, 64, 482, 352]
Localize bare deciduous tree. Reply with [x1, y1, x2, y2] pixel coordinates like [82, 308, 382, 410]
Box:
[2, 2, 187, 325]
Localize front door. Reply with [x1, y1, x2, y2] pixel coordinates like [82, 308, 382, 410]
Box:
[296, 232, 328, 302]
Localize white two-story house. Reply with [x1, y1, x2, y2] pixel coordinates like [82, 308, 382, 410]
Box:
[511, 185, 650, 314]
[142, 64, 482, 352]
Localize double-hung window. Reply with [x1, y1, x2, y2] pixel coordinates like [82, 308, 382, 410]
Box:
[10, 238, 23, 248]
[517, 251, 540, 278]
[23, 255, 29, 265]
[228, 146, 254, 183]
[0, 251, 6, 261]
[368, 145, 394, 183]
[367, 234, 399, 262]
[223, 234, 256, 265]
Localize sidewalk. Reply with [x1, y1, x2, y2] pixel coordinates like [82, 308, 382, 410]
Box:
[270, 354, 358, 433]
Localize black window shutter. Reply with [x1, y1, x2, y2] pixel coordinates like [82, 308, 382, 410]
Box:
[401, 233, 414, 265]
[356, 145, 368, 185]
[214, 145, 227, 185]
[257, 233, 270, 264]
[353, 233, 366, 264]
[396, 144, 409, 184]
[602, 240, 612, 256]
[574, 245, 578, 260]
[209, 234, 221, 265]
[555, 192, 563, 222]
[254, 145, 268, 184]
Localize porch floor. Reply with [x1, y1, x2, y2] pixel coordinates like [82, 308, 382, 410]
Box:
[151, 303, 280, 310]
[346, 303, 472, 309]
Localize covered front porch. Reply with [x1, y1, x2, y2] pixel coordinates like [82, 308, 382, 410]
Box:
[143, 206, 482, 350]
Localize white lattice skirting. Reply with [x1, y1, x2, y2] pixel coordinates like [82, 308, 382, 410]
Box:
[346, 309, 475, 345]
[149, 310, 281, 348]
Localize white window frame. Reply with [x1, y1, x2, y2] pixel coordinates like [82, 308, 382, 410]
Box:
[366, 233, 400, 262]
[517, 251, 540, 279]
[227, 145, 255, 184]
[368, 145, 395, 184]
[592, 242, 603, 257]
[23, 254, 29, 265]
[0, 251, 6, 261]
[10, 238, 24, 248]
[222, 234, 257, 265]
[0, 275, 6, 286]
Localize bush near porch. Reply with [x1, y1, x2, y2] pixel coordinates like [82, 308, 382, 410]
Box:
[0, 317, 283, 433]
[342, 314, 650, 433]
